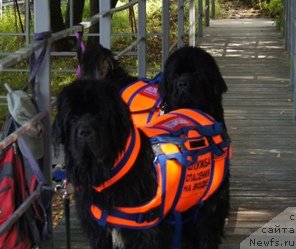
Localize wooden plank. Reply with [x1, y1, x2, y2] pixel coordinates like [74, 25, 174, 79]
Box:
[51, 206, 90, 249]
[200, 18, 296, 249]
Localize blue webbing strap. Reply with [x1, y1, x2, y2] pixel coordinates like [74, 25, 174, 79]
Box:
[146, 97, 163, 123]
[25, 32, 52, 92]
[18, 136, 45, 184]
[18, 135, 53, 238]
[172, 211, 182, 249]
[93, 206, 162, 229]
[137, 71, 163, 84]
[156, 153, 184, 249]
[120, 71, 163, 96]
[148, 71, 163, 84]
[24, 31, 52, 114]
[170, 110, 223, 137]
[93, 159, 166, 229]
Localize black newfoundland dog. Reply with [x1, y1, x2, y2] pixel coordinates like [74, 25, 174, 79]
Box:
[159, 46, 228, 131]
[52, 79, 230, 249]
[79, 44, 137, 90]
[160, 46, 231, 246]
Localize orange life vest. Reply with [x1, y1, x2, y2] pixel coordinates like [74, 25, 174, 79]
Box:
[120, 74, 163, 127]
[90, 109, 231, 229]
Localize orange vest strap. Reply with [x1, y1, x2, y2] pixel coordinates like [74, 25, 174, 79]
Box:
[91, 163, 166, 228]
[90, 204, 163, 229]
[94, 127, 141, 192]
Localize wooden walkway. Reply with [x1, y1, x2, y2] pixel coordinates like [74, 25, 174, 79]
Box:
[200, 18, 296, 249]
[50, 18, 296, 249]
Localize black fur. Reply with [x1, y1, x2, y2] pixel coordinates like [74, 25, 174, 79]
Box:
[52, 79, 228, 249]
[159, 46, 228, 130]
[80, 44, 137, 90]
[80, 45, 228, 133]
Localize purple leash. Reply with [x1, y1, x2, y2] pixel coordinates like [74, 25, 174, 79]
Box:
[75, 31, 86, 79]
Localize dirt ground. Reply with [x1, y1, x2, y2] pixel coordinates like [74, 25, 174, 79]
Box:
[218, 1, 265, 19]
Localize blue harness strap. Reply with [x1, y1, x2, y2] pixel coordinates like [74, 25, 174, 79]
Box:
[92, 205, 163, 229]
[147, 97, 163, 123]
[137, 71, 163, 84]
[172, 211, 182, 249]
[170, 110, 223, 137]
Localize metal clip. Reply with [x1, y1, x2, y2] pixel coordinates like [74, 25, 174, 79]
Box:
[55, 179, 71, 200]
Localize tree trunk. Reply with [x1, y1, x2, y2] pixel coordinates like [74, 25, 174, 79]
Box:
[65, 0, 85, 27]
[111, 0, 118, 8]
[50, 0, 65, 32]
[50, 0, 71, 51]
[50, 0, 119, 50]
[87, 0, 100, 47]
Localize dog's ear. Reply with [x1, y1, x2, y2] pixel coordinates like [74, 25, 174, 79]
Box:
[158, 70, 175, 100]
[213, 69, 228, 97]
[97, 56, 115, 79]
[51, 93, 66, 156]
[158, 78, 165, 96]
[206, 55, 228, 98]
[51, 104, 66, 157]
[81, 44, 115, 79]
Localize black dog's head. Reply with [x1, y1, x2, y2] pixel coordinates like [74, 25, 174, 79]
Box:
[52, 79, 133, 186]
[159, 46, 228, 125]
[80, 44, 137, 90]
[80, 44, 117, 79]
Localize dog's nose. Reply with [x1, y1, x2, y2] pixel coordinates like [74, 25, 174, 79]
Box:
[177, 80, 189, 90]
[78, 127, 94, 138]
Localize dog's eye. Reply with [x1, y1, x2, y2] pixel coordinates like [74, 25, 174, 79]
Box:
[71, 115, 79, 123]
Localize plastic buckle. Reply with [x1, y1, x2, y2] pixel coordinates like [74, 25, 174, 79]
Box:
[97, 210, 108, 226]
[144, 207, 160, 222]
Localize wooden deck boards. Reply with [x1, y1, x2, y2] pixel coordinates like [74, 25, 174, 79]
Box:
[201, 18, 296, 249]
[50, 18, 296, 249]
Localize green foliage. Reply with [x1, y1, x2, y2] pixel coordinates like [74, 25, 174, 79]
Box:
[0, 6, 26, 52]
[215, 1, 231, 18]
[1, 0, 286, 127]
[0, 1, 165, 97]
[217, 0, 284, 30]
[258, 0, 284, 30]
